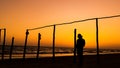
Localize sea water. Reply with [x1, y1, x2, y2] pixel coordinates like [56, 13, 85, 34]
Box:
[0, 46, 120, 59]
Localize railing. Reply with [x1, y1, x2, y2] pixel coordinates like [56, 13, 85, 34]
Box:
[0, 15, 120, 63]
[0, 28, 6, 61]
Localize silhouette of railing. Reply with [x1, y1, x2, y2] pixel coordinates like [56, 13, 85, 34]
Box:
[1, 15, 120, 63]
[0, 28, 6, 61]
[24, 15, 120, 63]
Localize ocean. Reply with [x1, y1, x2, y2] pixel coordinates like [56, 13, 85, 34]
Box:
[0, 45, 120, 59]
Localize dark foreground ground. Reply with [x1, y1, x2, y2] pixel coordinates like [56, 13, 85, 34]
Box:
[0, 54, 120, 68]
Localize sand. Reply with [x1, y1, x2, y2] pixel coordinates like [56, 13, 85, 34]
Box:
[0, 54, 120, 68]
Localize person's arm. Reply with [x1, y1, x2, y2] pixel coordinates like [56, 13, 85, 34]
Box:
[83, 39, 85, 47]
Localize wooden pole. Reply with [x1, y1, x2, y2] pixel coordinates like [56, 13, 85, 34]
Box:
[9, 37, 14, 61]
[0, 29, 1, 43]
[36, 33, 41, 60]
[2, 28, 6, 61]
[23, 30, 29, 60]
[74, 29, 77, 63]
[96, 18, 100, 64]
[52, 25, 56, 62]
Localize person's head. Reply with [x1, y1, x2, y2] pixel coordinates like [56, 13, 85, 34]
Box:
[78, 34, 82, 39]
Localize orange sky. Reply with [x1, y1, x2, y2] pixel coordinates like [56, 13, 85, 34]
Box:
[0, 0, 120, 49]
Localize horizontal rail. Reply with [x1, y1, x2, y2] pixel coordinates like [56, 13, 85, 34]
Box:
[28, 25, 54, 31]
[28, 14, 120, 31]
[98, 14, 120, 19]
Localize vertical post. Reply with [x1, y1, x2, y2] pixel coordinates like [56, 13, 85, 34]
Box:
[23, 29, 29, 60]
[96, 18, 100, 64]
[0, 29, 1, 60]
[0, 29, 1, 43]
[74, 29, 77, 63]
[36, 33, 41, 60]
[52, 25, 56, 62]
[9, 37, 14, 61]
[2, 28, 6, 61]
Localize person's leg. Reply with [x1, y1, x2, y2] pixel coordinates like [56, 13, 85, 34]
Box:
[79, 51, 83, 65]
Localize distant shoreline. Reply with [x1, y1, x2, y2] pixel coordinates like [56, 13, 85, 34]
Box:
[1, 45, 120, 60]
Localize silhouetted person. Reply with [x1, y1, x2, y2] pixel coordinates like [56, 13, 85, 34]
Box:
[76, 34, 85, 65]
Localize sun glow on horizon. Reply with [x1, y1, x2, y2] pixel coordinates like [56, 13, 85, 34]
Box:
[0, 0, 120, 49]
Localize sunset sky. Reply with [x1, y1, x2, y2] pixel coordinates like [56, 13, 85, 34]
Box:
[0, 0, 120, 49]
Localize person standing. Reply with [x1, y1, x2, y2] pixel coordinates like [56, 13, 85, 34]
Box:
[76, 34, 85, 65]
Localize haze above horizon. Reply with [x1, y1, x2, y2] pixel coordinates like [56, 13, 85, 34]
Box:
[0, 0, 120, 49]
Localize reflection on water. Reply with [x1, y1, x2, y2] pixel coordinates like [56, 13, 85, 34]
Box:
[1, 53, 73, 59]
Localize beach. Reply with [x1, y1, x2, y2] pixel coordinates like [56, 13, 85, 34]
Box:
[0, 54, 120, 68]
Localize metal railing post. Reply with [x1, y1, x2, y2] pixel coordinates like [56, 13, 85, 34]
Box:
[96, 18, 100, 64]
[23, 30, 29, 60]
[9, 37, 14, 61]
[52, 25, 56, 62]
[36, 33, 41, 60]
[74, 29, 77, 63]
[2, 28, 6, 61]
